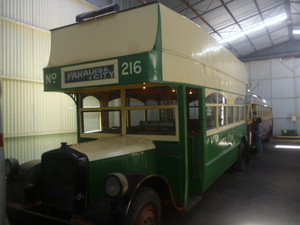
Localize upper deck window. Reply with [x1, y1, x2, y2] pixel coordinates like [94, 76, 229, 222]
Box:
[234, 97, 244, 105]
[126, 86, 177, 106]
[83, 96, 100, 108]
[206, 93, 218, 104]
[206, 93, 227, 104]
[126, 86, 177, 136]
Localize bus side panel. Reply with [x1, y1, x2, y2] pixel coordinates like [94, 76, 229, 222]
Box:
[203, 124, 246, 191]
[155, 141, 184, 205]
[88, 149, 157, 202]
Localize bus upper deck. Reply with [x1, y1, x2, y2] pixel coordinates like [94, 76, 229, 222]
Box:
[44, 2, 247, 95]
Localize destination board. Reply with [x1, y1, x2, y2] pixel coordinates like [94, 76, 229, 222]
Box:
[64, 65, 114, 83]
[61, 60, 119, 88]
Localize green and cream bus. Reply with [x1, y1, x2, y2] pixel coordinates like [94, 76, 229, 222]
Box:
[246, 94, 273, 149]
[6, 3, 248, 225]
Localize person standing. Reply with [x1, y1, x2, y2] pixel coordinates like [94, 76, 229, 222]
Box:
[254, 117, 263, 156]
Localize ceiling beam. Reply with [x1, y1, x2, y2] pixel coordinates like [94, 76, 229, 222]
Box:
[231, 26, 289, 48]
[210, 2, 284, 34]
[189, 0, 234, 20]
[284, 0, 293, 40]
[241, 40, 300, 62]
[220, 0, 257, 52]
[253, 0, 274, 46]
[180, 0, 241, 57]
[178, 0, 205, 13]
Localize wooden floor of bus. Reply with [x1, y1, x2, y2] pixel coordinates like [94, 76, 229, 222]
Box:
[162, 137, 300, 225]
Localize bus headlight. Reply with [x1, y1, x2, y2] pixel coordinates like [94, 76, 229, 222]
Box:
[104, 173, 128, 198]
[5, 158, 20, 177]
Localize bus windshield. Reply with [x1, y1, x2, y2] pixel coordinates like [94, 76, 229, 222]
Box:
[80, 85, 178, 136]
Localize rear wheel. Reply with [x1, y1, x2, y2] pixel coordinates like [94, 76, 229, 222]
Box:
[125, 187, 161, 225]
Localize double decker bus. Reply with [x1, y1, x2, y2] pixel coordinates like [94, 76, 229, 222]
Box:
[246, 94, 273, 149]
[6, 3, 248, 225]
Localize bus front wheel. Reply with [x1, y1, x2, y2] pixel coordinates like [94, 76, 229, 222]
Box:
[126, 187, 161, 225]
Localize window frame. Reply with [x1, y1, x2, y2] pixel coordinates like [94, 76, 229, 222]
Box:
[79, 85, 179, 141]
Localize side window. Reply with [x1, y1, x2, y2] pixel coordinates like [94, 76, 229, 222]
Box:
[234, 96, 245, 122]
[234, 97, 244, 105]
[218, 94, 227, 127]
[83, 96, 100, 108]
[206, 93, 218, 129]
[228, 106, 234, 124]
[207, 106, 216, 129]
[206, 92, 227, 129]
[206, 93, 218, 104]
[235, 106, 240, 122]
[126, 86, 177, 136]
[218, 106, 226, 126]
[240, 106, 245, 121]
[81, 90, 122, 134]
[218, 94, 227, 104]
[82, 96, 101, 133]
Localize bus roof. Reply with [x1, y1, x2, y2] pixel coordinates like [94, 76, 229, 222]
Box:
[44, 3, 248, 95]
[246, 93, 272, 107]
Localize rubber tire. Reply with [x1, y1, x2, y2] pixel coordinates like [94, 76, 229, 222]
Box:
[233, 142, 247, 172]
[125, 187, 161, 225]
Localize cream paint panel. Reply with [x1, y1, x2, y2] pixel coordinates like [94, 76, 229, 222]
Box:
[163, 53, 246, 95]
[71, 136, 155, 161]
[204, 66, 218, 90]
[206, 89, 245, 100]
[159, 4, 248, 93]
[47, 4, 158, 67]
[162, 53, 205, 85]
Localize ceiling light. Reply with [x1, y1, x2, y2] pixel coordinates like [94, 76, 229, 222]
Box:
[219, 13, 287, 43]
[293, 30, 300, 35]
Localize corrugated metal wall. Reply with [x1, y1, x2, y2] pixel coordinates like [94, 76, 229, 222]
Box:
[1, 0, 97, 163]
[246, 57, 300, 136]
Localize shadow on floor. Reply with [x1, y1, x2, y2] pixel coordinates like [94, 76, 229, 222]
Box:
[162, 138, 300, 225]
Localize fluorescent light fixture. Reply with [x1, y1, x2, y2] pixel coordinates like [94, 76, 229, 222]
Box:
[293, 30, 300, 35]
[219, 13, 287, 43]
[275, 145, 300, 149]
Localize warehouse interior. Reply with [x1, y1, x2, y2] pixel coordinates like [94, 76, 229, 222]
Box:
[1, 0, 300, 225]
[2, 0, 300, 162]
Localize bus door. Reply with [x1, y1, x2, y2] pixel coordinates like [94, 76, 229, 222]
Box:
[186, 87, 204, 194]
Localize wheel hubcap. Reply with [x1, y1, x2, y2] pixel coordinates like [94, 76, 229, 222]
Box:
[135, 204, 157, 225]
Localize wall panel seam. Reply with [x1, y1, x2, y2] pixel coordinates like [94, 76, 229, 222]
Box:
[4, 130, 77, 138]
[0, 75, 43, 83]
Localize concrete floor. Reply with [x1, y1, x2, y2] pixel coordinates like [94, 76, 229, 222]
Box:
[162, 138, 300, 225]
[6, 138, 300, 225]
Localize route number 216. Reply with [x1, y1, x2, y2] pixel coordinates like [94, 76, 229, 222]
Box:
[121, 61, 142, 75]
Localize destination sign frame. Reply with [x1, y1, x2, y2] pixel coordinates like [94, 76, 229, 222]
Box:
[61, 60, 118, 88]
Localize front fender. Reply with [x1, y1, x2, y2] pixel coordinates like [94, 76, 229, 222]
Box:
[7, 160, 42, 204]
[122, 173, 183, 215]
